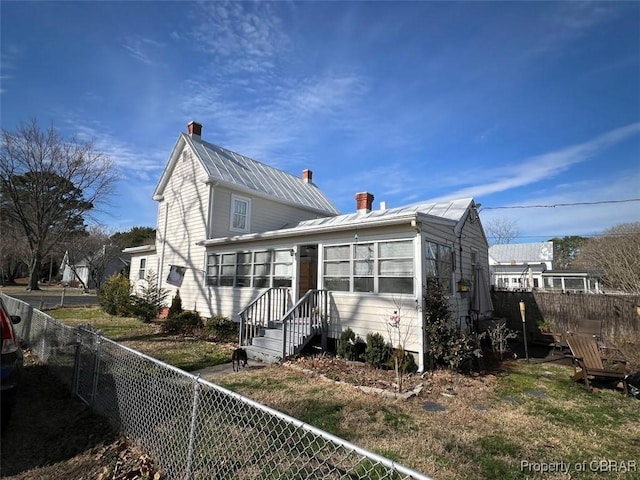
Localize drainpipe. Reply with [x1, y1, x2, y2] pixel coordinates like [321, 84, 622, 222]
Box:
[158, 201, 169, 288]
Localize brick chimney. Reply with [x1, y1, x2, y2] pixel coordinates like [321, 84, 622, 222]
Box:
[355, 192, 374, 213]
[302, 169, 312, 183]
[187, 121, 202, 137]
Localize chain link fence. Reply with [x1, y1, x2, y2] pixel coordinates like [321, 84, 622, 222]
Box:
[2, 294, 433, 480]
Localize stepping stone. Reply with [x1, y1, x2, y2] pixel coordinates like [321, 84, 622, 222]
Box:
[422, 401, 446, 412]
[472, 405, 488, 411]
[524, 389, 546, 398]
[502, 396, 520, 404]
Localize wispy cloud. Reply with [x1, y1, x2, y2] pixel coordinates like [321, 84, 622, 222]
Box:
[480, 168, 640, 238]
[428, 123, 640, 202]
[121, 35, 166, 65]
[68, 120, 166, 182]
[0, 44, 21, 94]
[188, 1, 287, 74]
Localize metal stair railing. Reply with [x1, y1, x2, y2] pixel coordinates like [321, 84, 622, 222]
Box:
[282, 289, 330, 358]
[238, 288, 292, 347]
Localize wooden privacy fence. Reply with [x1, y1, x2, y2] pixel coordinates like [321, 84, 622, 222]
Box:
[492, 291, 640, 339]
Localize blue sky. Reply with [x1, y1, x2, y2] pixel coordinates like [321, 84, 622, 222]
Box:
[2, 1, 639, 242]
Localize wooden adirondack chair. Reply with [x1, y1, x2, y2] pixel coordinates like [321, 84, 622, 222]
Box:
[565, 334, 628, 394]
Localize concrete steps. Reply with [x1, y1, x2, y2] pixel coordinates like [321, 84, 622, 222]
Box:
[244, 319, 316, 364]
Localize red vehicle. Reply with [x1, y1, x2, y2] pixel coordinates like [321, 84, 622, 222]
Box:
[0, 297, 23, 433]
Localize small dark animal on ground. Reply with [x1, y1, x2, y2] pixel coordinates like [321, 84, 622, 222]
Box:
[232, 348, 248, 372]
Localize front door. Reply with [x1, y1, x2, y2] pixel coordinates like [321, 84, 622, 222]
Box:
[298, 244, 318, 297]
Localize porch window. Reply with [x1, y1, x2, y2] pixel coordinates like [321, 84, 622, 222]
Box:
[324, 245, 350, 292]
[378, 240, 414, 294]
[323, 240, 415, 294]
[138, 258, 146, 280]
[425, 241, 452, 292]
[354, 243, 374, 292]
[205, 249, 292, 288]
[206, 254, 218, 286]
[230, 195, 250, 233]
[253, 251, 272, 288]
[273, 250, 292, 288]
[220, 253, 236, 286]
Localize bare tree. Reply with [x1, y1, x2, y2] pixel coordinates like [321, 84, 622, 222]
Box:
[0, 119, 116, 290]
[573, 222, 640, 294]
[385, 295, 417, 392]
[484, 217, 519, 245]
[61, 225, 119, 291]
[0, 216, 30, 285]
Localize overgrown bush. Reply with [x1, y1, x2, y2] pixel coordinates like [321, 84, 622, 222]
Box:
[337, 328, 358, 361]
[98, 274, 132, 316]
[162, 310, 203, 335]
[167, 290, 183, 319]
[387, 348, 418, 374]
[203, 315, 237, 342]
[131, 272, 168, 323]
[486, 323, 518, 357]
[365, 332, 389, 368]
[424, 283, 482, 371]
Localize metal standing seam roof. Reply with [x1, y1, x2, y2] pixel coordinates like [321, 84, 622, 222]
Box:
[293, 197, 473, 229]
[198, 197, 476, 246]
[184, 134, 340, 215]
[489, 242, 554, 264]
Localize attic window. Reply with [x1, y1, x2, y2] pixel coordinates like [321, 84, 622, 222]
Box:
[182, 150, 191, 162]
[230, 194, 251, 233]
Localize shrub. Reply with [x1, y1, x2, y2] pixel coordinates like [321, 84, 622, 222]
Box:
[162, 310, 203, 335]
[387, 348, 418, 374]
[167, 290, 183, 319]
[337, 328, 358, 361]
[486, 323, 518, 357]
[365, 332, 389, 368]
[98, 274, 132, 316]
[131, 272, 168, 323]
[203, 315, 237, 342]
[424, 283, 482, 371]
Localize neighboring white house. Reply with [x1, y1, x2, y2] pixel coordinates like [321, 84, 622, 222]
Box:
[125, 121, 493, 371]
[489, 242, 554, 291]
[60, 246, 130, 290]
[489, 242, 603, 294]
[540, 270, 603, 294]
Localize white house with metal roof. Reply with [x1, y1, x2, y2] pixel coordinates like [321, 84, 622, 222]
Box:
[125, 121, 493, 371]
[489, 242, 554, 290]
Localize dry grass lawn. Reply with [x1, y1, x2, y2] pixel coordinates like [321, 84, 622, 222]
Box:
[7, 305, 639, 480]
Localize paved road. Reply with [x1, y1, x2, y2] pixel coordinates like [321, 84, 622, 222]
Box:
[3, 292, 98, 309]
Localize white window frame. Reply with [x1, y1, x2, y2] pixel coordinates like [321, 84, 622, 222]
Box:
[205, 249, 292, 288]
[323, 239, 414, 294]
[230, 194, 251, 233]
[425, 241, 453, 293]
[138, 258, 146, 280]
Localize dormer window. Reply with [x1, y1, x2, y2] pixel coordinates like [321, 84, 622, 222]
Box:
[230, 194, 251, 233]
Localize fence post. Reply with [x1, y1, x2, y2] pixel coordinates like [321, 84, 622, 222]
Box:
[72, 329, 82, 397]
[91, 333, 102, 406]
[184, 376, 201, 480]
[22, 303, 34, 345]
[41, 314, 49, 360]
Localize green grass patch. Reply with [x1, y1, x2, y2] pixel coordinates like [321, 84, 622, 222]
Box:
[50, 307, 231, 371]
[380, 406, 414, 430]
[218, 376, 291, 393]
[50, 307, 156, 339]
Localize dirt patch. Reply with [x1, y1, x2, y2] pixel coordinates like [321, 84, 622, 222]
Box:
[282, 354, 500, 400]
[0, 349, 164, 480]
